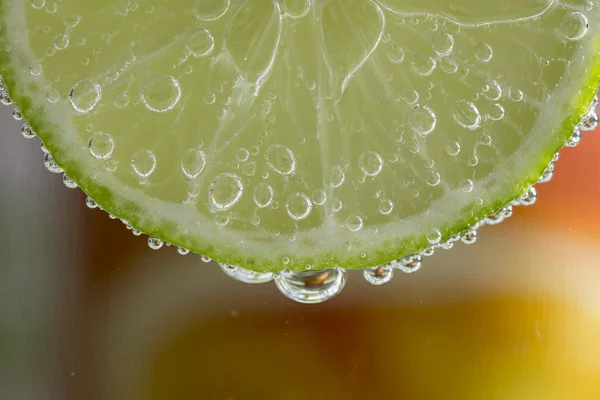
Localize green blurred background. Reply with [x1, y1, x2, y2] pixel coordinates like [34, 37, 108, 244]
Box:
[1, 103, 600, 400]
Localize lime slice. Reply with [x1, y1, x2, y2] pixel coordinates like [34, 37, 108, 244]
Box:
[1, 0, 599, 279]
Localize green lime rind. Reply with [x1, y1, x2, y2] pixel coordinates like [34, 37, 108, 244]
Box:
[1, 1, 599, 272]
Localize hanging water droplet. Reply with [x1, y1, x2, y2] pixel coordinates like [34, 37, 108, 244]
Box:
[220, 263, 273, 284]
[181, 149, 206, 179]
[266, 144, 296, 175]
[132, 149, 157, 178]
[43, 152, 62, 173]
[359, 151, 383, 176]
[12, 107, 22, 120]
[426, 228, 442, 245]
[395, 254, 423, 274]
[21, 123, 36, 139]
[421, 246, 435, 257]
[88, 132, 115, 159]
[186, 28, 215, 57]
[209, 173, 244, 211]
[0, 91, 13, 105]
[177, 246, 189, 255]
[69, 79, 101, 113]
[85, 197, 97, 209]
[200, 255, 212, 263]
[538, 162, 555, 184]
[148, 237, 164, 250]
[519, 187, 537, 206]
[141, 75, 181, 113]
[253, 182, 274, 208]
[363, 264, 394, 285]
[453, 100, 482, 130]
[286, 192, 312, 221]
[62, 174, 77, 189]
[461, 229, 478, 244]
[274, 268, 346, 304]
[409, 105, 437, 136]
[580, 111, 598, 131]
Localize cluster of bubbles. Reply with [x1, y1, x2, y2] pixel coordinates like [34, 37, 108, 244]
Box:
[3, 50, 599, 303]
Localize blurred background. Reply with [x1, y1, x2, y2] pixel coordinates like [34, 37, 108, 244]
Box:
[1, 103, 600, 400]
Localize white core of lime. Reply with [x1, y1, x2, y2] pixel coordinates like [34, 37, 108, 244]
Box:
[1, 0, 599, 272]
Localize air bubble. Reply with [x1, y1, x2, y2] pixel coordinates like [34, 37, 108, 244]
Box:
[31, 0, 45, 9]
[148, 237, 164, 250]
[253, 182, 274, 208]
[266, 144, 296, 175]
[388, 46, 405, 64]
[432, 32, 454, 56]
[446, 141, 461, 156]
[425, 170, 441, 187]
[29, 64, 42, 76]
[141, 75, 181, 113]
[131, 149, 157, 178]
[345, 215, 363, 232]
[379, 199, 393, 215]
[235, 148, 250, 162]
[327, 165, 345, 187]
[359, 151, 383, 177]
[220, 263, 273, 284]
[560, 12, 589, 41]
[312, 189, 327, 206]
[452, 100, 482, 130]
[181, 149, 206, 179]
[69, 79, 101, 113]
[409, 105, 437, 136]
[363, 264, 394, 285]
[474, 42, 493, 62]
[194, 0, 230, 20]
[88, 132, 115, 160]
[209, 173, 244, 211]
[274, 268, 346, 304]
[52, 33, 69, 50]
[411, 55, 436, 76]
[286, 193, 312, 221]
[186, 28, 214, 57]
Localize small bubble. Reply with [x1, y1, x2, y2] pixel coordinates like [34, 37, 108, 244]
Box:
[327, 165, 345, 187]
[409, 105, 437, 136]
[312, 189, 327, 205]
[235, 148, 250, 162]
[425, 170, 441, 187]
[181, 149, 206, 179]
[88, 132, 115, 160]
[52, 33, 69, 50]
[460, 178, 474, 193]
[445, 141, 461, 156]
[194, 0, 230, 20]
[141, 75, 181, 113]
[345, 215, 363, 232]
[411, 55, 436, 76]
[69, 79, 101, 113]
[46, 88, 60, 103]
[331, 198, 343, 212]
[509, 88, 524, 102]
[432, 32, 454, 56]
[131, 149, 157, 178]
[359, 151, 383, 177]
[560, 12, 589, 41]
[186, 28, 215, 57]
[474, 42, 493, 62]
[379, 199, 393, 215]
[452, 100, 482, 130]
[63, 14, 81, 28]
[45, 2, 57, 13]
[387, 46, 405, 64]
[31, 0, 45, 9]
[29, 64, 42, 76]
[440, 57, 459, 74]
[204, 92, 216, 104]
[426, 228, 442, 245]
[209, 173, 244, 210]
[148, 237, 164, 250]
[286, 192, 312, 221]
[481, 80, 502, 101]
[266, 144, 296, 175]
[253, 182, 274, 208]
[487, 103, 505, 121]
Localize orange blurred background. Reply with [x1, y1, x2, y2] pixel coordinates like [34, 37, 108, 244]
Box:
[1, 104, 600, 400]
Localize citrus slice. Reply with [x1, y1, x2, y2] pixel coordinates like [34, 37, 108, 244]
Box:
[1, 0, 599, 275]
